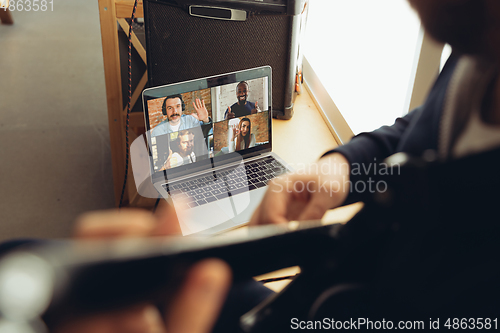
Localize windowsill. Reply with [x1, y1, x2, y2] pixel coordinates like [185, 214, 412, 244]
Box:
[302, 56, 354, 145]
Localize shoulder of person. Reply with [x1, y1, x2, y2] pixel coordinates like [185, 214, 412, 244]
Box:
[152, 122, 167, 133]
[185, 114, 198, 122]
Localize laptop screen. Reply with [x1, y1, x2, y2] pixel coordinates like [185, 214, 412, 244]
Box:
[142, 66, 272, 182]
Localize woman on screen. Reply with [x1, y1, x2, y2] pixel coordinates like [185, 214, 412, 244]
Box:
[229, 117, 256, 152]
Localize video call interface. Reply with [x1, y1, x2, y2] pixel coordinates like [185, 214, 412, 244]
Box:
[147, 77, 270, 172]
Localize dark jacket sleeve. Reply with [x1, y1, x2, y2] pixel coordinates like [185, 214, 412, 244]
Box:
[322, 109, 420, 204]
[323, 109, 420, 165]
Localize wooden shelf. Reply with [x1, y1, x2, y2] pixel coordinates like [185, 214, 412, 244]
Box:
[98, 0, 149, 207]
[0, 8, 14, 25]
[115, 0, 143, 18]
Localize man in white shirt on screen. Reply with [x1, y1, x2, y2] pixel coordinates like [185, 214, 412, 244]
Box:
[151, 94, 211, 137]
[163, 129, 197, 169]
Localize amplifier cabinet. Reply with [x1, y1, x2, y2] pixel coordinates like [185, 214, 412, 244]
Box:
[143, 0, 308, 119]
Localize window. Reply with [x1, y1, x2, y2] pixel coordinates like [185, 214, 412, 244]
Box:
[303, 0, 441, 142]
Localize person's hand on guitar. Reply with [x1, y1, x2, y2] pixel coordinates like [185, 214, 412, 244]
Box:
[55, 207, 232, 333]
[250, 153, 350, 225]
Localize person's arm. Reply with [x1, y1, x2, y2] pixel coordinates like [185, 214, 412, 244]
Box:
[250, 110, 419, 226]
[225, 106, 235, 120]
[228, 138, 236, 153]
[192, 99, 210, 123]
[168, 152, 184, 168]
[162, 148, 174, 169]
[323, 110, 418, 166]
[198, 117, 212, 126]
[250, 54, 460, 226]
[249, 133, 256, 148]
[151, 122, 166, 137]
[323, 109, 419, 204]
[251, 101, 260, 114]
[228, 125, 238, 152]
[184, 114, 206, 129]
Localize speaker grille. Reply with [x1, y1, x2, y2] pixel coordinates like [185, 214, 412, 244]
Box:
[145, 2, 292, 113]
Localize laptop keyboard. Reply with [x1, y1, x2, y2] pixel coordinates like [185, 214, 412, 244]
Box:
[163, 156, 288, 210]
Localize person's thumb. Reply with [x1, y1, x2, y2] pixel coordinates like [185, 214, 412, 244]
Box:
[297, 193, 332, 221]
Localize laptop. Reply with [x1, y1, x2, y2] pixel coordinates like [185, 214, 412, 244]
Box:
[141, 66, 290, 235]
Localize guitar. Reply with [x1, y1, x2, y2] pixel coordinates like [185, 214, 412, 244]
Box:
[1, 148, 500, 332]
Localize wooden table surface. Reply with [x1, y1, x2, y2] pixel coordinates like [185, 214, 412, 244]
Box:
[272, 88, 338, 166]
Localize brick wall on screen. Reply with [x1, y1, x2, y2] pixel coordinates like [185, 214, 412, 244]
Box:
[213, 111, 269, 152]
[251, 111, 269, 143]
[148, 89, 212, 130]
[213, 121, 228, 152]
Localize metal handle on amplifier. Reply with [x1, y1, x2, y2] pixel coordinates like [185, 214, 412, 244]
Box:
[189, 5, 247, 21]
